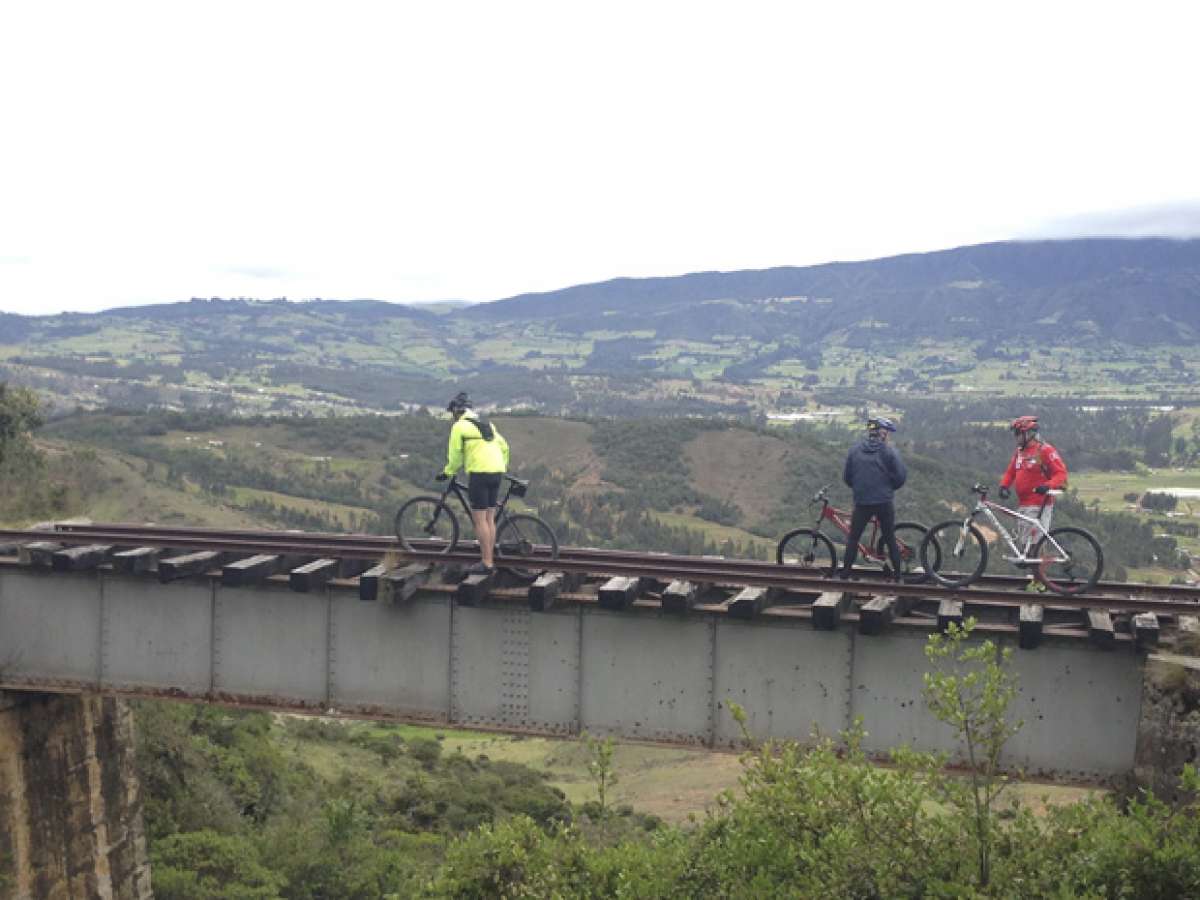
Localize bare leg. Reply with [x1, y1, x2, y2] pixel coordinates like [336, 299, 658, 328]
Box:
[470, 508, 497, 568]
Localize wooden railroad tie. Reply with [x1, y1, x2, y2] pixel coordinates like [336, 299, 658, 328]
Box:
[51, 544, 113, 572]
[19, 541, 63, 568]
[359, 563, 430, 605]
[661, 580, 702, 614]
[222, 554, 283, 587]
[111, 546, 162, 575]
[456, 569, 494, 606]
[937, 598, 964, 633]
[1133, 612, 1160, 650]
[859, 595, 899, 635]
[290, 558, 372, 593]
[158, 551, 227, 583]
[358, 564, 388, 602]
[384, 564, 431, 606]
[1019, 603, 1044, 650]
[1087, 609, 1116, 650]
[598, 576, 643, 611]
[728, 586, 777, 620]
[528, 571, 583, 612]
[290, 558, 341, 592]
[812, 591, 849, 630]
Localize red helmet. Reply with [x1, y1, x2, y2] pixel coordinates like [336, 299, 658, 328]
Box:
[1010, 415, 1039, 436]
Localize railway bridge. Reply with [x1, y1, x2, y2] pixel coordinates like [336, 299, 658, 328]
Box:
[0, 522, 1187, 776]
[2, 522, 1192, 895]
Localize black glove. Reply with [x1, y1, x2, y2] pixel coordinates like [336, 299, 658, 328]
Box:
[435, 472, 448, 482]
[998, 486, 1010, 500]
[1034, 485, 1049, 495]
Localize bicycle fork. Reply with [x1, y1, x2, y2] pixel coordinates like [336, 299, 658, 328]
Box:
[952, 517, 973, 557]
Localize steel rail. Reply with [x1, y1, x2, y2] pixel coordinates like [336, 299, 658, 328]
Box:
[3, 523, 1197, 614]
[39, 521, 1200, 601]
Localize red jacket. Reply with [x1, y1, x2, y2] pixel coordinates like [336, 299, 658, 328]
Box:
[1000, 440, 1068, 506]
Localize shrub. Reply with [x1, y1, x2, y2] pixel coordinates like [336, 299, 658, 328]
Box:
[150, 830, 284, 900]
[408, 737, 443, 769]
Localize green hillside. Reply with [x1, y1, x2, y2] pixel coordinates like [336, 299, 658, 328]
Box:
[3, 239, 1200, 419]
[31, 407, 1196, 579]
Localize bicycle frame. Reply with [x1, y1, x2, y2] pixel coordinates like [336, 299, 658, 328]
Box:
[436, 475, 517, 521]
[960, 495, 1070, 564]
[413, 475, 521, 541]
[812, 491, 898, 562]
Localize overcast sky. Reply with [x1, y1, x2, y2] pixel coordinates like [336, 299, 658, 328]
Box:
[1, 1, 1198, 316]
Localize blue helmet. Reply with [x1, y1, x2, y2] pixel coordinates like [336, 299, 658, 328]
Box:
[867, 415, 896, 433]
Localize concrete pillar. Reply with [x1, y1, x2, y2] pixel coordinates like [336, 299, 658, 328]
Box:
[0, 691, 152, 899]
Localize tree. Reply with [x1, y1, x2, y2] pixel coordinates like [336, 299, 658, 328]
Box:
[581, 731, 618, 817]
[923, 618, 1022, 889]
[0, 383, 41, 464]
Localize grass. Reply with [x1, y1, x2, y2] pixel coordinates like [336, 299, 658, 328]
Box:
[32, 441, 271, 529]
[1069, 467, 1200, 565]
[651, 511, 774, 555]
[288, 717, 1102, 825]
[1070, 469, 1200, 510]
[228, 486, 372, 528]
[311, 719, 741, 822]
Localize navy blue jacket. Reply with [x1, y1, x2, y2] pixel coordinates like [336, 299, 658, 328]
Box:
[842, 436, 907, 505]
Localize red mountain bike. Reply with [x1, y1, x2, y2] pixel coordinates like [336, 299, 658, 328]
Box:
[776, 485, 940, 583]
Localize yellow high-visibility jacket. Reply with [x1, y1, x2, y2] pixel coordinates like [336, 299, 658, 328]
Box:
[443, 412, 509, 476]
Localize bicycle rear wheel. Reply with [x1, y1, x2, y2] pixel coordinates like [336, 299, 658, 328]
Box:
[877, 521, 939, 584]
[776, 528, 837, 577]
[394, 496, 459, 554]
[1033, 526, 1103, 595]
[496, 513, 559, 581]
[923, 520, 987, 588]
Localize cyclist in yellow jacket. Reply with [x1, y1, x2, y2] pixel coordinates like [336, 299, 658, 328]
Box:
[439, 392, 510, 573]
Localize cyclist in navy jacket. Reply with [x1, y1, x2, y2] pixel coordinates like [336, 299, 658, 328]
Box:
[838, 416, 907, 579]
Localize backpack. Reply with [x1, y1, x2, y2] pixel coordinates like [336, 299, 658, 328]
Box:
[470, 416, 495, 442]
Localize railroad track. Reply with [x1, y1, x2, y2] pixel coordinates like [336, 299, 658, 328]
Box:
[0, 522, 1194, 649]
[15, 521, 1197, 604]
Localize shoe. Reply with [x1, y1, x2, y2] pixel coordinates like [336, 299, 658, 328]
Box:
[466, 562, 493, 576]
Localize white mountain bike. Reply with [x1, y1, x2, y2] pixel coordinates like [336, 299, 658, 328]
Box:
[919, 484, 1103, 595]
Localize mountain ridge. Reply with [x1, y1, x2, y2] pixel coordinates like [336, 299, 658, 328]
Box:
[2, 237, 1199, 416]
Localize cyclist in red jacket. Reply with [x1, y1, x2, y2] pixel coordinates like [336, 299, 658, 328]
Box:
[998, 415, 1068, 557]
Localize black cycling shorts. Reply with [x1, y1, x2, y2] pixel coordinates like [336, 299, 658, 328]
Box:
[467, 472, 502, 510]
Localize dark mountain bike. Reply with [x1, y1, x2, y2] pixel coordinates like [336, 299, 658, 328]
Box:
[394, 474, 559, 581]
[776, 484, 940, 583]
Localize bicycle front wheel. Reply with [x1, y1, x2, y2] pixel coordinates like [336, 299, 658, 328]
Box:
[496, 514, 559, 581]
[923, 520, 987, 588]
[776, 528, 837, 577]
[878, 521, 939, 584]
[394, 496, 459, 554]
[1033, 526, 1103, 595]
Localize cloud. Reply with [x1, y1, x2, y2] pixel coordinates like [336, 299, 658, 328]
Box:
[1021, 202, 1200, 240]
[0, 256, 33, 265]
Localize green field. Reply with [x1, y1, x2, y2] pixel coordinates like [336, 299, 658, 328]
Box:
[1070, 468, 1200, 575]
[298, 718, 1101, 825]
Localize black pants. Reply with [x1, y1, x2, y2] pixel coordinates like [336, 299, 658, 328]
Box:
[840, 502, 900, 577]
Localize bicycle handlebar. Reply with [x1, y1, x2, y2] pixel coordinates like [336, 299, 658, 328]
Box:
[811, 484, 830, 503]
[974, 483, 1064, 500]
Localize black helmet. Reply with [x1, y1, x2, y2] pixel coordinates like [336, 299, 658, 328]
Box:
[867, 415, 897, 433]
[446, 392, 472, 414]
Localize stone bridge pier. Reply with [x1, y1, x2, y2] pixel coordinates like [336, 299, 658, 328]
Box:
[0, 691, 151, 900]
